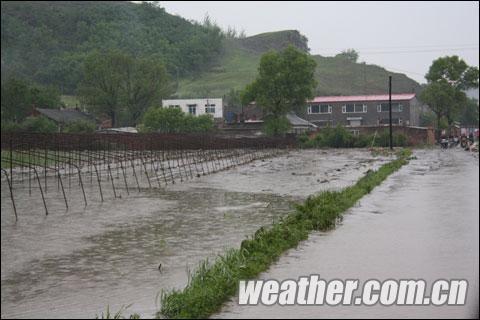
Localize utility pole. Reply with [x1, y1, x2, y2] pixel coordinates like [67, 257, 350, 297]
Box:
[389, 76, 393, 150]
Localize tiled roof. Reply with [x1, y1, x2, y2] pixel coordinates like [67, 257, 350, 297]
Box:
[286, 112, 317, 127]
[36, 108, 95, 124]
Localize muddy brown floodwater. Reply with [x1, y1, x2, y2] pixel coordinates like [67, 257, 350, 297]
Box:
[1, 149, 388, 318]
[214, 149, 479, 319]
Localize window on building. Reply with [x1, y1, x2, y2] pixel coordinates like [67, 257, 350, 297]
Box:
[343, 104, 366, 113]
[379, 118, 402, 125]
[348, 118, 362, 126]
[350, 130, 360, 136]
[168, 105, 180, 109]
[377, 103, 403, 112]
[205, 104, 216, 114]
[188, 104, 197, 115]
[309, 104, 331, 114]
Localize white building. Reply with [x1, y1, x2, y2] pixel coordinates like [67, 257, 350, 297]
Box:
[161, 98, 223, 119]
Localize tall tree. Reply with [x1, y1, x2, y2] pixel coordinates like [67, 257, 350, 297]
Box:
[420, 80, 456, 130]
[425, 56, 479, 90]
[421, 56, 479, 132]
[124, 56, 173, 125]
[1, 78, 31, 122]
[241, 45, 317, 123]
[78, 50, 128, 127]
[458, 98, 479, 127]
[78, 50, 172, 127]
[1, 78, 62, 123]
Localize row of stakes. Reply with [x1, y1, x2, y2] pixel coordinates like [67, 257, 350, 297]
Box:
[1, 133, 294, 221]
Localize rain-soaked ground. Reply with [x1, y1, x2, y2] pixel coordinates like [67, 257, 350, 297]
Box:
[1, 149, 390, 319]
[215, 149, 479, 319]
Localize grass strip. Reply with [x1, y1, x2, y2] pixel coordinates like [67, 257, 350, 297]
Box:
[159, 149, 412, 319]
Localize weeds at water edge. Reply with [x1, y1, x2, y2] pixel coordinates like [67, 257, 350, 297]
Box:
[158, 149, 412, 319]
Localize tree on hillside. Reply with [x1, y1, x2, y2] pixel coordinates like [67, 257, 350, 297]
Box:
[420, 56, 479, 133]
[78, 50, 172, 127]
[335, 49, 359, 63]
[241, 45, 317, 135]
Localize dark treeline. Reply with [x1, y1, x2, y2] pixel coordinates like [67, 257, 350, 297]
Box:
[1, 1, 225, 94]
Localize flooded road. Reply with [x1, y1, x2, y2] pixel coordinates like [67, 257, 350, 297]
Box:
[1, 149, 387, 318]
[215, 149, 479, 319]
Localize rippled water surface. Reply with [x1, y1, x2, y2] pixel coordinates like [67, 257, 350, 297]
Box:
[215, 149, 479, 319]
[1, 149, 386, 318]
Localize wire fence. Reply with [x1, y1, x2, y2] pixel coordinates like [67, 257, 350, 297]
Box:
[1, 132, 297, 220]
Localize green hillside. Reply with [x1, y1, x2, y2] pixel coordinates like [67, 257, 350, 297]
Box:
[1, 1, 224, 93]
[2, 2, 421, 100]
[176, 30, 421, 98]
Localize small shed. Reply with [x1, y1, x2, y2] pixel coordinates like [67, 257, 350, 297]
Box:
[286, 112, 317, 134]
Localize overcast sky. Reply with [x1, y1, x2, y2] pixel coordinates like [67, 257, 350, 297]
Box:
[159, 1, 479, 84]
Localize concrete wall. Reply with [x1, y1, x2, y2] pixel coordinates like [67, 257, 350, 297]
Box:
[353, 125, 435, 145]
[162, 98, 223, 119]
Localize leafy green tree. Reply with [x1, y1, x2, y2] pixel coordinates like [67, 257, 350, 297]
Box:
[425, 56, 479, 90]
[124, 56, 173, 125]
[419, 110, 437, 127]
[77, 50, 129, 127]
[263, 116, 291, 136]
[421, 56, 479, 132]
[78, 51, 172, 127]
[241, 45, 317, 135]
[1, 78, 31, 122]
[420, 80, 456, 130]
[458, 98, 479, 126]
[29, 85, 62, 109]
[1, 78, 62, 122]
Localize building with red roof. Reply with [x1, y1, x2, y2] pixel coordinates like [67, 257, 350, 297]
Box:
[300, 93, 422, 128]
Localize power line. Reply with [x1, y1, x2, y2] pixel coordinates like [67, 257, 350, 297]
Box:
[320, 46, 479, 56]
[379, 65, 426, 77]
[359, 47, 479, 55]
[320, 43, 479, 50]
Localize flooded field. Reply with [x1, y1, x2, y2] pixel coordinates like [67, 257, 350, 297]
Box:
[215, 149, 479, 319]
[1, 149, 388, 318]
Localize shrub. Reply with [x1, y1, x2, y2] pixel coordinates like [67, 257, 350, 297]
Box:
[20, 116, 57, 133]
[63, 120, 96, 133]
[141, 106, 215, 133]
[301, 127, 409, 148]
[142, 107, 186, 133]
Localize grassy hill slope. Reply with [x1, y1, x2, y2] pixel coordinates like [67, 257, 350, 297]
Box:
[176, 30, 421, 98]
